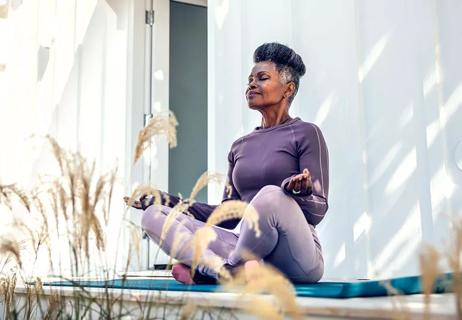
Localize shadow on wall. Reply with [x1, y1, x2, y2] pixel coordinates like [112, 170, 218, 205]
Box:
[105, 0, 127, 29]
[311, 13, 461, 279]
[29, 0, 127, 175]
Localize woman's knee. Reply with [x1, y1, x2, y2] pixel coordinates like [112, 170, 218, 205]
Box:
[252, 185, 287, 206]
[141, 205, 165, 231]
[305, 261, 324, 283]
[250, 185, 287, 217]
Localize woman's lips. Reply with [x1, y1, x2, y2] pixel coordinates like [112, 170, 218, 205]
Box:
[247, 91, 260, 99]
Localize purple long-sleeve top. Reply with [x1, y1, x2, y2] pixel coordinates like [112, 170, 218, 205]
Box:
[222, 117, 329, 226]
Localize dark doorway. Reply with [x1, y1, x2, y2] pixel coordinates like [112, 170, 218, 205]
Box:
[169, 1, 208, 202]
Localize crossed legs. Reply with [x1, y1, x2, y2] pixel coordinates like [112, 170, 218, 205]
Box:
[141, 185, 323, 283]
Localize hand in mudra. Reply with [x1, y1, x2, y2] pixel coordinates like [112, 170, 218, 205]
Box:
[123, 196, 143, 209]
[285, 168, 312, 195]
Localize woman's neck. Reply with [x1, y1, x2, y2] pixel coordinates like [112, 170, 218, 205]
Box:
[260, 108, 292, 129]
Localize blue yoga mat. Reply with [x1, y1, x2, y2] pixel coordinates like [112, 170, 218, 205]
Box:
[44, 272, 454, 299]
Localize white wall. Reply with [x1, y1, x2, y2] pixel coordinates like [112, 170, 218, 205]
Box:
[208, 0, 462, 279]
[3, 0, 461, 279]
[0, 0, 146, 275]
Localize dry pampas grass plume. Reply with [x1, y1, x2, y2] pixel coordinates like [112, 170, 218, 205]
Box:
[0, 236, 23, 269]
[419, 245, 440, 320]
[224, 262, 303, 320]
[0, 4, 8, 19]
[189, 172, 226, 202]
[134, 111, 178, 164]
[190, 226, 217, 277]
[244, 299, 283, 320]
[207, 200, 261, 237]
[0, 184, 31, 212]
[125, 219, 143, 269]
[379, 280, 409, 320]
[126, 185, 165, 211]
[179, 301, 196, 320]
[169, 225, 190, 266]
[187, 200, 261, 278]
[447, 217, 462, 318]
[158, 201, 189, 246]
[41, 136, 117, 263]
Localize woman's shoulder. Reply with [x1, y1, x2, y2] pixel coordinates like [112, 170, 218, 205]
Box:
[229, 134, 248, 151]
[291, 118, 324, 136]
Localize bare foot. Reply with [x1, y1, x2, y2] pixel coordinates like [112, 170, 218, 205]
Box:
[171, 263, 194, 285]
[123, 196, 143, 209]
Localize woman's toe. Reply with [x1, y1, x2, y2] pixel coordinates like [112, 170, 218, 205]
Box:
[172, 263, 194, 285]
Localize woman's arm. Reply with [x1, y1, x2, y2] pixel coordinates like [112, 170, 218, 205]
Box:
[221, 148, 241, 203]
[280, 123, 329, 225]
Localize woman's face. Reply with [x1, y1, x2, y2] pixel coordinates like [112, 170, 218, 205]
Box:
[245, 61, 288, 109]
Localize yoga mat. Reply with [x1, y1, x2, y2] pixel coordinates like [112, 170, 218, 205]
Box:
[43, 272, 454, 299]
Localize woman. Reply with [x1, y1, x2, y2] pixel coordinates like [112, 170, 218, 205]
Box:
[125, 42, 329, 284]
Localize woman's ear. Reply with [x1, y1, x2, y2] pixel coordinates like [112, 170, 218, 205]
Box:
[284, 82, 296, 99]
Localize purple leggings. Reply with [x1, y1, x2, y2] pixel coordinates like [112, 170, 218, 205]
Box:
[141, 185, 324, 283]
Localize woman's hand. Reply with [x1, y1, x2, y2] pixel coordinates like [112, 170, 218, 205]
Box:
[123, 196, 143, 210]
[285, 168, 312, 195]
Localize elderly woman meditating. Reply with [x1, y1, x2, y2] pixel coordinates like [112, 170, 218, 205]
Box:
[124, 42, 329, 284]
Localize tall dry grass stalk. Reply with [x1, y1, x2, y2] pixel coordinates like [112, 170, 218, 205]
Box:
[179, 301, 196, 320]
[2, 136, 121, 285]
[125, 219, 143, 270]
[0, 4, 8, 19]
[0, 137, 209, 318]
[207, 200, 261, 237]
[447, 217, 462, 318]
[189, 172, 225, 201]
[158, 201, 190, 248]
[380, 280, 410, 320]
[0, 184, 31, 212]
[42, 136, 118, 271]
[0, 273, 17, 318]
[185, 199, 261, 278]
[191, 226, 217, 277]
[134, 111, 178, 164]
[0, 237, 22, 269]
[126, 184, 165, 209]
[244, 299, 283, 320]
[169, 224, 190, 267]
[224, 263, 302, 320]
[419, 245, 440, 320]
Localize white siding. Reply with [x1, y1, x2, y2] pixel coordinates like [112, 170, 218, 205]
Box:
[208, 0, 462, 279]
[0, 0, 144, 274]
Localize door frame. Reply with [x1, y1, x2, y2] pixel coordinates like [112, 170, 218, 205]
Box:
[127, 0, 208, 270]
[126, 0, 171, 269]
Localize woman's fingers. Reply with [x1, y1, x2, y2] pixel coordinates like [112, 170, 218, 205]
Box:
[300, 169, 311, 192]
[294, 179, 302, 192]
[287, 178, 296, 191]
[123, 196, 143, 209]
[286, 169, 312, 193]
[301, 178, 312, 193]
[288, 175, 301, 191]
[288, 170, 312, 193]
